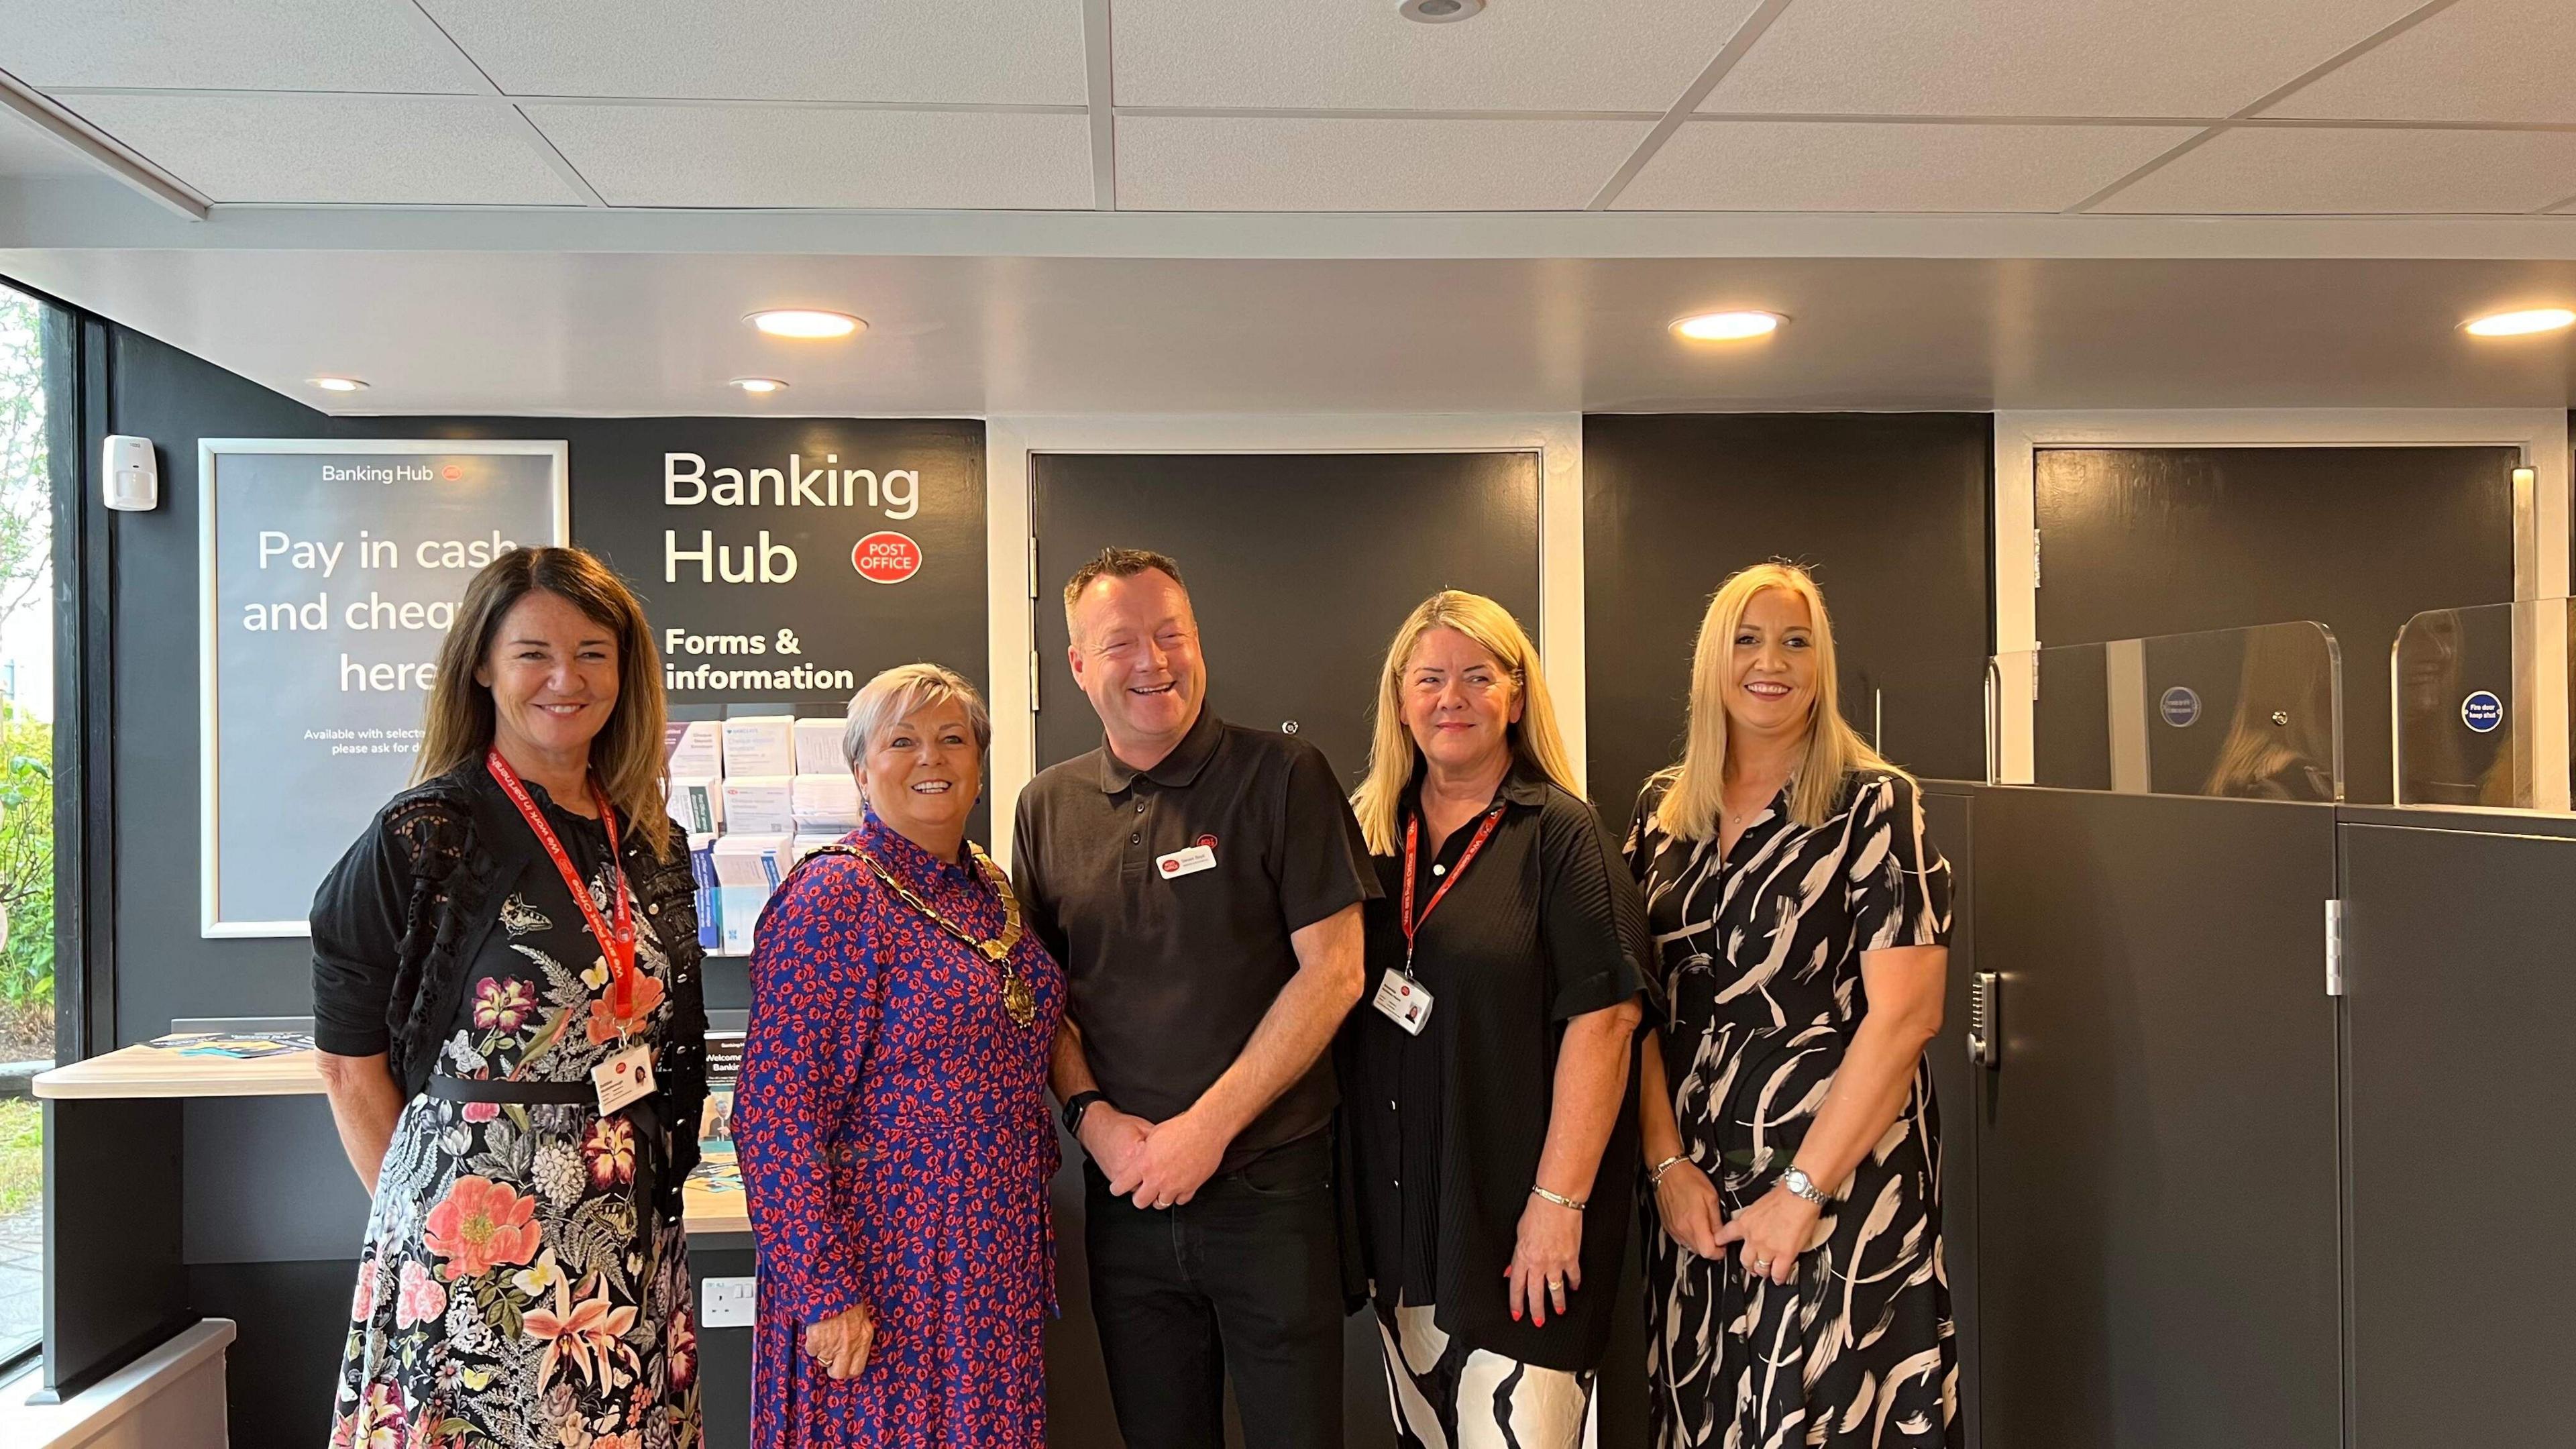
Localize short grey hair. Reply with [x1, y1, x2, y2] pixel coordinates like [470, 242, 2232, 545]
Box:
[842, 663, 992, 769]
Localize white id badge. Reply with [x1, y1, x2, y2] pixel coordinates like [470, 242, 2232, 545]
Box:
[1155, 845, 1217, 879]
[1372, 969, 1434, 1035]
[592, 1044, 658, 1114]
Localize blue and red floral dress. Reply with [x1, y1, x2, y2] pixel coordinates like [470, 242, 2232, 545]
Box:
[735, 816, 1065, 1449]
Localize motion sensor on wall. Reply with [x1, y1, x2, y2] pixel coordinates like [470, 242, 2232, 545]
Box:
[103, 435, 158, 511]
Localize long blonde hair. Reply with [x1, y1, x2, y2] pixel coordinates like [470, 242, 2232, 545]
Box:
[1655, 561, 1902, 840]
[417, 546, 674, 861]
[1352, 590, 1581, 855]
[2202, 621, 2340, 801]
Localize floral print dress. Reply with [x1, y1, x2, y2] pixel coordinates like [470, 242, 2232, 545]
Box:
[734, 816, 1066, 1449]
[331, 798, 701, 1449]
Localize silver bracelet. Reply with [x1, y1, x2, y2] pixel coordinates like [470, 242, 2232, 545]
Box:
[1529, 1185, 1587, 1212]
[1647, 1154, 1689, 1187]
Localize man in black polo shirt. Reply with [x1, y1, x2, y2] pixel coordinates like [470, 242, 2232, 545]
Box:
[1014, 547, 1375, 1449]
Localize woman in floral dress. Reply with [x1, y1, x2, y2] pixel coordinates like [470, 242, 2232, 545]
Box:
[313, 547, 707, 1449]
[735, 663, 1065, 1448]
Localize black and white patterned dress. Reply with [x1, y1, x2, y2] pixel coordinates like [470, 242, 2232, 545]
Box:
[1623, 769, 1956, 1449]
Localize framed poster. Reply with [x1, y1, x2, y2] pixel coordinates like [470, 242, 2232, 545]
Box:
[199, 439, 568, 936]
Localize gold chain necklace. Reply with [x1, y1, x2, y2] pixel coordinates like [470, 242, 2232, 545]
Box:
[823, 841, 1037, 1028]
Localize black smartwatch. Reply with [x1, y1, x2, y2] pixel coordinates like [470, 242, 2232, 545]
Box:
[1062, 1090, 1110, 1138]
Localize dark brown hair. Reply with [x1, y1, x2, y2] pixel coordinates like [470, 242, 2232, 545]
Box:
[1061, 546, 1190, 641]
[415, 546, 672, 861]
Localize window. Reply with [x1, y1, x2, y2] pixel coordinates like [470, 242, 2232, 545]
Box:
[0, 282, 60, 1361]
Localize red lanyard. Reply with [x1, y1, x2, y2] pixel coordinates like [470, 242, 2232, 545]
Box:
[486, 749, 637, 1025]
[1399, 802, 1505, 976]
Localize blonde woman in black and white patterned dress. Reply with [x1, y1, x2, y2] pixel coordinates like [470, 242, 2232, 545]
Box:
[1625, 562, 1957, 1449]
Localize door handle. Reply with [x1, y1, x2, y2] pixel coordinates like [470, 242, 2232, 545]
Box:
[1966, 971, 2000, 1069]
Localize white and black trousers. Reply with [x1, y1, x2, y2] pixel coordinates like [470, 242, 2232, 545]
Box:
[1374, 1301, 1596, 1449]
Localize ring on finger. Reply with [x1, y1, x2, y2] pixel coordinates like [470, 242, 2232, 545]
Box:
[1752, 1258, 1772, 1274]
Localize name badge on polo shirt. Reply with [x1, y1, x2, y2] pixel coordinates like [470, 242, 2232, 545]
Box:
[1373, 969, 1433, 1035]
[1154, 844, 1216, 880]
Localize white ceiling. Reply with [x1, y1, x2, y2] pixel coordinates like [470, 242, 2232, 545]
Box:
[7, 238, 2575, 415]
[3, 0, 2575, 215]
[0, 106, 89, 180]
[5, 0, 2576, 417]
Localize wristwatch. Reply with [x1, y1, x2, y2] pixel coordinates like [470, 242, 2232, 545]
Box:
[1782, 1166, 1832, 1205]
[1062, 1090, 1109, 1138]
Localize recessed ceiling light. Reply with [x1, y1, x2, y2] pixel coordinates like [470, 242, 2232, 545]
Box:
[1670, 311, 1784, 342]
[747, 309, 865, 339]
[1400, 0, 1484, 22]
[729, 377, 788, 394]
[2463, 307, 2576, 337]
[310, 376, 368, 392]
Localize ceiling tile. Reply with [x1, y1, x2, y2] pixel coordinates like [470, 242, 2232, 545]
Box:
[1617, 120, 2194, 212]
[2263, 0, 2576, 125]
[420, 1, 1088, 105]
[1115, 115, 1650, 211]
[1701, 0, 2428, 119]
[1112, 0, 1762, 112]
[2096, 125, 2576, 214]
[0, 0, 484, 93]
[525, 103, 1093, 209]
[59, 93, 586, 204]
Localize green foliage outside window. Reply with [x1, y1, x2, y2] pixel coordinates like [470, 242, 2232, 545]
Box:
[0, 704, 48, 1010]
[0, 290, 52, 1031]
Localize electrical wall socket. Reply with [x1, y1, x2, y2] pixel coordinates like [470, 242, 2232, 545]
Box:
[702, 1275, 757, 1329]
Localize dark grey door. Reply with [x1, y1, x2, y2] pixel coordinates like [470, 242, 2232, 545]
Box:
[2035, 447, 2517, 804]
[2339, 812, 2576, 1449]
[1032, 451, 1541, 783]
[1029, 450, 1542, 1449]
[1963, 786, 2341, 1449]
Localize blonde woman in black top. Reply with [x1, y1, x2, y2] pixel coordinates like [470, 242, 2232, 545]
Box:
[1627, 562, 1954, 1448]
[1344, 589, 1650, 1449]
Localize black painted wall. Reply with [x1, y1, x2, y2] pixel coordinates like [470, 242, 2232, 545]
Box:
[107, 329, 341, 1038]
[1582, 413, 1992, 834]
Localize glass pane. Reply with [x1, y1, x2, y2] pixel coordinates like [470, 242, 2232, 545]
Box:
[1995, 620, 2343, 800]
[2391, 598, 2567, 810]
[0, 282, 57, 1361]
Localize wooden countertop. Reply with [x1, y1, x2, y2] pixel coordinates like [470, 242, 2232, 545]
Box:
[36, 1038, 329, 1099]
[37, 1041, 751, 1236]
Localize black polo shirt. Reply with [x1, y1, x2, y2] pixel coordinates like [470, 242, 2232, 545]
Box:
[1013, 706, 1379, 1168]
[1341, 760, 1652, 1370]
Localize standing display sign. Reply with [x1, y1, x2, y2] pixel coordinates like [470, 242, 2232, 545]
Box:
[199, 439, 567, 936]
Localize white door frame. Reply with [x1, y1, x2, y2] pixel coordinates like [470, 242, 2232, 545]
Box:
[984, 414, 1584, 867]
[1992, 409, 2571, 808]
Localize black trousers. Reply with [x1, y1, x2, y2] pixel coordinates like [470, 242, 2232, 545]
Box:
[1083, 1130, 1344, 1449]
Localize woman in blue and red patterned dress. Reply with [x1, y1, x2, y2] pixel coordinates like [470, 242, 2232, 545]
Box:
[735, 663, 1065, 1449]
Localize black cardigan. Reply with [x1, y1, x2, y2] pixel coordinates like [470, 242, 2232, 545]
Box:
[309, 760, 710, 1190]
